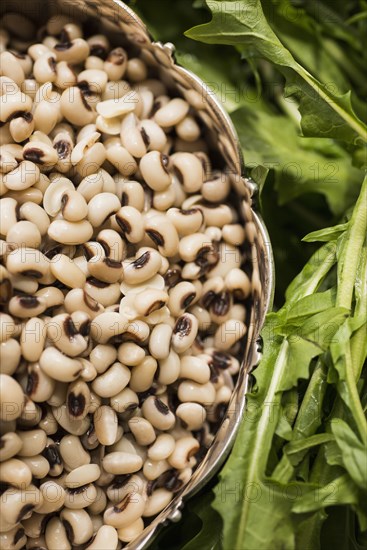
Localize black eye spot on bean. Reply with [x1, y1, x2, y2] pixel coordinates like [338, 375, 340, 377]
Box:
[48, 56, 57, 72]
[23, 147, 44, 164]
[0, 279, 12, 303]
[181, 292, 196, 309]
[113, 493, 131, 513]
[164, 268, 182, 289]
[79, 319, 91, 336]
[87, 277, 110, 288]
[26, 371, 38, 396]
[140, 126, 150, 147]
[83, 290, 100, 311]
[67, 391, 86, 417]
[90, 44, 107, 59]
[42, 444, 62, 466]
[211, 291, 231, 316]
[54, 41, 72, 51]
[107, 48, 126, 65]
[16, 503, 35, 523]
[14, 527, 25, 545]
[160, 153, 169, 170]
[131, 251, 150, 269]
[173, 315, 191, 336]
[146, 229, 164, 247]
[115, 215, 131, 234]
[110, 474, 132, 490]
[54, 140, 71, 159]
[64, 316, 78, 338]
[62, 519, 74, 544]
[20, 269, 42, 278]
[104, 257, 122, 269]
[154, 397, 170, 415]
[19, 295, 40, 308]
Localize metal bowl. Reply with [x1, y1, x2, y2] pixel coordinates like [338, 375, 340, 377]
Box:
[1, 1, 274, 547]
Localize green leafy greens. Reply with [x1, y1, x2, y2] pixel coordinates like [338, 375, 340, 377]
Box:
[136, 0, 367, 548]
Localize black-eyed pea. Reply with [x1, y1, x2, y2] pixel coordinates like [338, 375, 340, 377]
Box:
[189, 304, 211, 332]
[18, 397, 42, 428]
[170, 152, 204, 193]
[214, 319, 247, 350]
[45, 517, 72, 550]
[105, 138, 137, 176]
[53, 403, 90, 437]
[0, 51, 25, 86]
[87, 192, 121, 227]
[50, 254, 86, 289]
[88, 525, 119, 549]
[179, 355, 211, 384]
[87, 33, 110, 59]
[0, 457, 32, 488]
[0, 147, 18, 174]
[22, 454, 50, 479]
[104, 491, 145, 529]
[53, 37, 90, 64]
[117, 517, 144, 543]
[149, 323, 172, 360]
[139, 151, 171, 192]
[171, 313, 198, 354]
[117, 341, 145, 367]
[129, 355, 157, 393]
[176, 402, 206, 431]
[102, 451, 143, 475]
[0, 374, 24, 421]
[166, 207, 204, 237]
[94, 405, 118, 446]
[123, 249, 162, 286]
[55, 60, 77, 89]
[0, 338, 21, 375]
[0, 431, 22, 462]
[120, 113, 147, 158]
[33, 51, 57, 83]
[36, 480, 65, 514]
[90, 311, 129, 344]
[6, 246, 51, 280]
[0, 313, 16, 343]
[143, 458, 170, 481]
[142, 488, 172, 517]
[167, 436, 200, 470]
[92, 362, 130, 398]
[60, 86, 95, 126]
[208, 242, 241, 278]
[9, 111, 34, 142]
[175, 115, 200, 142]
[201, 172, 231, 203]
[0, 197, 17, 235]
[97, 228, 126, 262]
[178, 232, 213, 263]
[77, 171, 103, 202]
[65, 464, 101, 489]
[6, 220, 41, 248]
[47, 382, 67, 408]
[64, 288, 104, 319]
[18, 201, 50, 235]
[110, 387, 139, 415]
[141, 396, 175, 431]
[153, 184, 176, 211]
[225, 267, 251, 299]
[89, 343, 117, 374]
[39, 346, 83, 382]
[46, 313, 88, 357]
[0, 524, 27, 550]
[1, 485, 43, 525]
[128, 416, 156, 446]
[35, 286, 64, 310]
[60, 189, 89, 221]
[139, 118, 167, 151]
[154, 97, 189, 128]
[103, 47, 128, 80]
[87, 485, 107, 516]
[201, 203, 234, 228]
[178, 380, 216, 405]
[38, 406, 58, 435]
[16, 428, 47, 457]
[116, 179, 145, 211]
[168, 281, 198, 318]
[66, 380, 91, 420]
[114, 205, 144, 244]
[48, 219, 93, 245]
[60, 434, 91, 471]
[3, 160, 39, 190]
[147, 433, 175, 462]
[84, 279, 121, 307]
[156, 349, 180, 386]
[25, 362, 55, 402]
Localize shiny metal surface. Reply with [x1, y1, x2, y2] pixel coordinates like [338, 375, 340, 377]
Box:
[1, 1, 275, 547]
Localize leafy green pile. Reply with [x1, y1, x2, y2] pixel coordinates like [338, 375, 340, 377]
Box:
[135, 0, 367, 548]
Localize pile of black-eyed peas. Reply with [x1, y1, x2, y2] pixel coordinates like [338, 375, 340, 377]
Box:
[0, 12, 251, 549]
